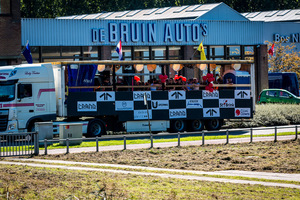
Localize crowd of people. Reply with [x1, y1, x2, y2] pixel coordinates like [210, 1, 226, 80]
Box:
[98, 74, 230, 91]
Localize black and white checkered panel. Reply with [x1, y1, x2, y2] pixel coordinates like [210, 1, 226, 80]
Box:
[67, 89, 253, 121]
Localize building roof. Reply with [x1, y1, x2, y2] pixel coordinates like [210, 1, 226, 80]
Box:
[56, 3, 248, 21]
[242, 9, 300, 22]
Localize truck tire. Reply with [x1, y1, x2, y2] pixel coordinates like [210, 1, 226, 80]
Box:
[188, 119, 204, 132]
[87, 119, 106, 137]
[204, 119, 223, 131]
[170, 120, 186, 133]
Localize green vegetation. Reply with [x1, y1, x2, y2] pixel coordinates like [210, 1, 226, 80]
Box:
[0, 164, 299, 200]
[21, 0, 300, 18]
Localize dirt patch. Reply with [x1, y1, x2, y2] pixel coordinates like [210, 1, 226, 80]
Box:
[40, 140, 300, 173]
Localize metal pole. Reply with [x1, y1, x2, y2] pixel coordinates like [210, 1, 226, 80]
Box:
[150, 133, 153, 148]
[66, 138, 69, 154]
[96, 136, 99, 152]
[123, 136, 126, 150]
[178, 132, 180, 147]
[144, 92, 152, 134]
[295, 125, 298, 140]
[34, 132, 39, 156]
[44, 139, 47, 155]
[202, 131, 205, 146]
[274, 126, 277, 142]
[250, 128, 253, 143]
[226, 130, 229, 145]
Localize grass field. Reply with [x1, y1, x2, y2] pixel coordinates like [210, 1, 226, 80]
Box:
[0, 164, 299, 200]
[1, 139, 299, 199]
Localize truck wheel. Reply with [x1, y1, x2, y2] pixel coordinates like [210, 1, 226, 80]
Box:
[27, 120, 40, 133]
[188, 119, 204, 132]
[204, 119, 223, 131]
[170, 120, 186, 133]
[87, 119, 106, 137]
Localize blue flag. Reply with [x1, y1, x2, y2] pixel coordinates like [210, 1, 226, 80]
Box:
[67, 64, 97, 92]
[22, 42, 33, 64]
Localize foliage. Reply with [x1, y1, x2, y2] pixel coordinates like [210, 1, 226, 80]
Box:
[20, 0, 300, 18]
[266, 40, 300, 80]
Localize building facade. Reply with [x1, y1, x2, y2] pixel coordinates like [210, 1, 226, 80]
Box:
[0, 0, 21, 65]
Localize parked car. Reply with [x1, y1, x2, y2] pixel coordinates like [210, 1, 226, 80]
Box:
[257, 89, 300, 104]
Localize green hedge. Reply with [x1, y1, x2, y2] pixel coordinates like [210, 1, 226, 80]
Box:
[226, 104, 300, 128]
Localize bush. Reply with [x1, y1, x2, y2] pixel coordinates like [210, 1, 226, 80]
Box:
[226, 104, 300, 128]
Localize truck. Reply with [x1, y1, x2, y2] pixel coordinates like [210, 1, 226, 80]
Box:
[0, 60, 255, 136]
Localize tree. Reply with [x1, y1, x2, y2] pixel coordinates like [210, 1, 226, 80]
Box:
[266, 40, 300, 80]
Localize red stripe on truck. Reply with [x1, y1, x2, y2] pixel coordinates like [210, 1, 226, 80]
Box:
[37, 88, 55, 100]
[3, 103, 34, 107]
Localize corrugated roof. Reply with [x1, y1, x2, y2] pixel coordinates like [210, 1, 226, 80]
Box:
[243, 9, 300, 22]
[56, 3, 222, 20]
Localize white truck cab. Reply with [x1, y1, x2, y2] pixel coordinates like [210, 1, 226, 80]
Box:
[0, 63, 57, 132]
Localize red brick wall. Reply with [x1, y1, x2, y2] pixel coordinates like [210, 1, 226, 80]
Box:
[0, 0, 21, 64]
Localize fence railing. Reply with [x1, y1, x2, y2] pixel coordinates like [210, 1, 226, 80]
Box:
[40, 125, 299, 155]
[0, 132, 39, 157]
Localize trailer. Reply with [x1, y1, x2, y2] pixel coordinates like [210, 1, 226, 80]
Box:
[0, 60, 255, 136]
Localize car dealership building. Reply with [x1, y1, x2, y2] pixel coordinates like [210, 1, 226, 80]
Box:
[1, 2, 300, 96]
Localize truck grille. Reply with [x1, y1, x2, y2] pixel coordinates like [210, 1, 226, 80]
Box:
[0, 110, 9, 132]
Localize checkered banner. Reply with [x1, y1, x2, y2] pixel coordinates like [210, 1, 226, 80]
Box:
[67, 89, 253, 121]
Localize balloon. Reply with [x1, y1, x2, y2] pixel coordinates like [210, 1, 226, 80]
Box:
[209, 87, 214, 92]
[159, 74, 164, 79]
[182, 77, 187, 82]
[208, 83, 213, 88]
[163, 75, 168, 79]
[134, 76, 140, 81]
[207, 73, 213, 78]
[205, 86, 209, 91]
[161, 79, 166, 83]
[174, 75, 179, 80]
[202, 76, 207, 81]
[208, 77, 214, 83]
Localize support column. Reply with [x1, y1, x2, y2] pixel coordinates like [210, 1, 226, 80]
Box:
[98, 46, 112, 60]
[254, 44, 269, 101]
[182, 45, 195, 79]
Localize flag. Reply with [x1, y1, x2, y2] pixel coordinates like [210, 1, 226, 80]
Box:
[22, 42, 33, 64]
[116, 40, 123, 61]
[197, 42, 206, 60]
[268, 43, 275, 56]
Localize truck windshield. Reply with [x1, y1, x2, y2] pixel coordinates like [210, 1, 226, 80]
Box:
[0, 80, 16, 102]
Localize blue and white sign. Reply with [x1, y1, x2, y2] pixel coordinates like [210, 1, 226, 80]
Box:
[151, 100, 169, 110]
[203, 108, 220, 117]
[186, 99, 203, 109]
[235, 90, 251, 99]
[219, 99, 235, 108]
[133, 91, 151, 101]
[169, 91, 186, 100]
[115, 101, 134, 111]
[169, 109, 187, 119]
[202, 90, 219, 99]
[97, 91, 115, 102]
[134, 110, 152, 120]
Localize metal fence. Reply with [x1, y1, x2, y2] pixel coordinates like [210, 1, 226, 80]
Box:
[0, 132, 39, 157]
[40, 125, 299, 155]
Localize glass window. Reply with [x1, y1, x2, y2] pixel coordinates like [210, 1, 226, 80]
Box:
[266, 90, 277, 97]
[279, 91, 289, 98]
[0, 0, 11, 14]
[0, 80, 15, 101]
[18, 84, 32, 99]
